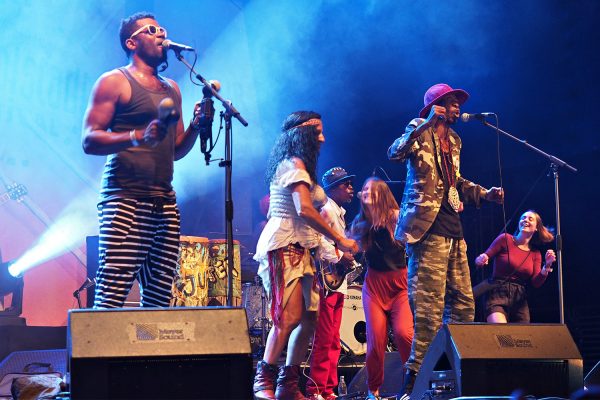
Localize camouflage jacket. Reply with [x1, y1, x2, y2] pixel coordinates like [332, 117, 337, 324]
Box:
[387, 118, 485, 244]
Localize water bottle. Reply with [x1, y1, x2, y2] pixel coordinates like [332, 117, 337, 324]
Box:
[338, 375, 348, 396]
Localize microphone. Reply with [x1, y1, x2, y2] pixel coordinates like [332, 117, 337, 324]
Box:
[162, 39, 194, 52]
[193, 81, 221, 165]
[158, 97, 180, 126]
[460, 112, 495, 122]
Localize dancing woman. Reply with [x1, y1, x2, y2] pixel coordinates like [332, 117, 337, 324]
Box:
[350, 177, 413, 400]
[475, 210, 556, 323]
[253, 111, 358, 400]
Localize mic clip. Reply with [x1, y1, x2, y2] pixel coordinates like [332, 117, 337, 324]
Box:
[73, 277, 95, 297]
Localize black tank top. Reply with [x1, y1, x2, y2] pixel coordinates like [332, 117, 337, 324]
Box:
[100, 67, 180, 202]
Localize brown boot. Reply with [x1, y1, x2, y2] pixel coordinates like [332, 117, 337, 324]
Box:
[254, 360, 278, 400]
[275, 365, 304, 400]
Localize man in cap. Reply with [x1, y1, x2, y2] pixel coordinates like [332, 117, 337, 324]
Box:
[388, 83, 503, 397]
[306, 167, 356, 400]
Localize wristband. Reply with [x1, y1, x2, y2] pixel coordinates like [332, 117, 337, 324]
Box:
[129, 129, 139, 147]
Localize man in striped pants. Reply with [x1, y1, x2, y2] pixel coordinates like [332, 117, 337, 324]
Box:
[82, 12, 201, 308]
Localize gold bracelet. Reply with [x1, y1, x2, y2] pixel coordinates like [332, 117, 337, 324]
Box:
[129, 129, 139, 147]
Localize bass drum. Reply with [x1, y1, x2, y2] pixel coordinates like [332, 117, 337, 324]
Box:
[340, 285, 367, 355]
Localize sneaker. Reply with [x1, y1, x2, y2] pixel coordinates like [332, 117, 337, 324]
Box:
[396, 369, 416, 400]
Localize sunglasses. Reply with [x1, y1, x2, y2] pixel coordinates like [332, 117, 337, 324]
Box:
[129, 24, 167, 39]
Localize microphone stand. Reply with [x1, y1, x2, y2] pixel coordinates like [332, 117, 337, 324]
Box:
[172, 50, 248, 307]
[73, 277, 95, 309]
[478, 119, 577, 323]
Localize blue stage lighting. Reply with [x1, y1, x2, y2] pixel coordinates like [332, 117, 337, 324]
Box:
[0, 260, 24, 319]
[0, 260, 22, 296]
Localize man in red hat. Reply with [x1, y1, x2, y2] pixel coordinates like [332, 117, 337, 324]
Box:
[388, 83, 503, 397]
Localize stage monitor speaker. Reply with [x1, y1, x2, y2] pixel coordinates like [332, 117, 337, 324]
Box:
[68, 307, 252, 399]
[411, 323, 583, 400]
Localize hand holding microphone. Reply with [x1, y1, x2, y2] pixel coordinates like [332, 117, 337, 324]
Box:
[143, 97, 180, 147]
[192, 80, 221, 128]
[425, 105, 448, 129]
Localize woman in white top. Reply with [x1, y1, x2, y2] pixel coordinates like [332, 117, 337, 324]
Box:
[253, 111, 358, 400]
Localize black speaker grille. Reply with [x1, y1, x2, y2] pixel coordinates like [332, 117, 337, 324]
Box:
[71, 354, 253, 399]
[462, 359, 570, 397]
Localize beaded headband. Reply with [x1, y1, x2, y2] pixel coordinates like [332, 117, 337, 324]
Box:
[293, 118, 321, 129]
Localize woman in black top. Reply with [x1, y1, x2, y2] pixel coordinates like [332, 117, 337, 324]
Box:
[350, 177, 413, 400]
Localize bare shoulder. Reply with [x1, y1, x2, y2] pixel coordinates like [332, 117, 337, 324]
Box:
[165, 77, 181, 92]
[92, 68, 130, 103]
[96, 69, 129, 91]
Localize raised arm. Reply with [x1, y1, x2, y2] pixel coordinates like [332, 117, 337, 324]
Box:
[387, 118, 426, 162]
[388, 107, 450, 162]
[532, 249, 556, 288]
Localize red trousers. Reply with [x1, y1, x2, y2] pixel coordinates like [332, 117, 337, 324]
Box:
[306, 290, 344, 396]
[363, 268, 413, 392]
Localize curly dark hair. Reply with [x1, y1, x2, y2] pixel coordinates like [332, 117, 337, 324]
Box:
[119, 11, 155, 57]
[265, 111, 322, 185]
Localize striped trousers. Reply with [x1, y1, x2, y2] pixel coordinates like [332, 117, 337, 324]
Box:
[94, 198, 180, 309]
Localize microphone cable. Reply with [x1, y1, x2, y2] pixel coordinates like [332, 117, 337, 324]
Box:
[373, 166, 392, 179]
[477, 115, 548, 304]
[181, 49, 224, 164]
[497, 165, 547, 236]
[490, 115, 508, 235]
[490, 114, 514, 280]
